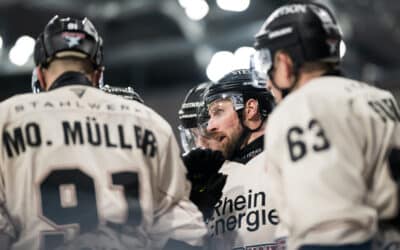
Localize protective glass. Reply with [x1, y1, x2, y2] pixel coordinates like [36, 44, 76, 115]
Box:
[31, 68, 41, 93]
[179, 126, 207, 154]
[198, 94, 242, 136]
[250, 48, 272, 83]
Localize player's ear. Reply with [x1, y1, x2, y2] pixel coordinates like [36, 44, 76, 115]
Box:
[244, 98, 259, 120]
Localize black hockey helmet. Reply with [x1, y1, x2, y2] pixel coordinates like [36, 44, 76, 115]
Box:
[34, 15, 103, 68]
[32, 15, 104, 92]
[252, 2, 342, 82]
[178, 82, 211, 129]
[203, 69, 275, 120]
[178, 82, 212, 153]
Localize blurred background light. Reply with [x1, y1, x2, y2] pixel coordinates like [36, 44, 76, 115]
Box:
[206, 47, 255, 82]
[9, 35, 35, 66]
[178, 0, 191, 9]
[340, 40, 346, 59]
[206, 51, 235, 82]
[180, 0, 209, 20]
[233, 46, 255, 70]
[217, 0, 250, 12]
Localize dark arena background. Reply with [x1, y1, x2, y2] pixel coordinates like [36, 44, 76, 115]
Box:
[0, 0, 399, 140]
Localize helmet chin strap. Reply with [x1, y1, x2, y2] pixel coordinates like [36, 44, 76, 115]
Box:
[229, 109, 266, 160]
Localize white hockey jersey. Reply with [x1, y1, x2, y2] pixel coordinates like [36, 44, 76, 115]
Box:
[265, 76, 400, 249]
[0, 85, 206, 250]
[207, 154, 283, 250]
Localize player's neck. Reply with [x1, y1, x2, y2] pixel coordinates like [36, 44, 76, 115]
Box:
[295, 69, 327, 90]
[244, 127, 264, 147]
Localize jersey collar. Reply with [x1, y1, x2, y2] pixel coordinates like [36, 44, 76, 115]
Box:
[48, 71, 93, 91]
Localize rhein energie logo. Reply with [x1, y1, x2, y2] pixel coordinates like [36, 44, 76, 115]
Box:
[208, 189, 279, 237]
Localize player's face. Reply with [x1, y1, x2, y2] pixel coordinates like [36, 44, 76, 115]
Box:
[190, 128, 220, 150]
[267, 79, 283, 103]
[196, 135, 222, 151]
[270, 52, 295, 92]
[206, 99, 243, 159]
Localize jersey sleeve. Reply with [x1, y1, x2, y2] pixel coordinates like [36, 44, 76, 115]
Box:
[154, 127, 191, 216]
[366, 160, 398, 220]
[151, 127, 207, 247]
[264, 112, 290, 238]
[352, 90, 400, 220]
[149, 199, 207, 249]
[0, 104, 17, 241]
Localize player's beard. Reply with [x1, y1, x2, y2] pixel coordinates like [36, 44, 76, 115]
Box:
[217, 123, 244, 160]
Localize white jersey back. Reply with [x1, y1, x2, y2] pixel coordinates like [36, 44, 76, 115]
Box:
[0, 85, 206, 250]
[207, 154, 283, 250]
[265, 76, 400, 249]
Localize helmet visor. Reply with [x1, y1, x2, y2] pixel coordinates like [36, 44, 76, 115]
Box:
[250, 48, 272, 82]
[178, 126, 211, 154]
[31, 68, 40, 94]
[198, 94, 242, 137]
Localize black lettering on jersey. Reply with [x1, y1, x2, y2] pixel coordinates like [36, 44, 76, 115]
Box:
[2, 122, 42, 158]
[118, 125, 132, 149]
[62, 120, 156, 156]
[104, 124, 117, 148]
[121, 105, 130, 111]
[86, 117, 101, 146]
[15, 105, 24, 113]
[216, 190, 266, 216]
[30, 101, 39, 108]
[268, 209, 279, 225]
[3, 127, 25, 157]
[59, 101, 71, 107]
[62, 121, 84, 145]
[287, 119, 330, 162]
[39, 168, 142, 249]
[88, 103, 101, 110]
[210, 190, 277, 236]
[106, 104, 116, 111]
[368, 98, 400, 123]
[44, 102, 55, 108]
[134, 126, 157, 157]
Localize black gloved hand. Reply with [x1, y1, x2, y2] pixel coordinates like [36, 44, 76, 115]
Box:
[182, 148, 225, 182]
[389, 148, 400, 181]
[182, 148, 227, 220]
[190, 172, 227, 220]
[387, 148, 400, 230]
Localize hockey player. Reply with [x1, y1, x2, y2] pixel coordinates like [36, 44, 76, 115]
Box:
[190, 69, 281, 250]
[253, 2, 400, 249]
[0, 15, 206, 250]
[178, 82, 229, 224]
[202, 69, 275, 164]
[178, 82, 218, 153]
